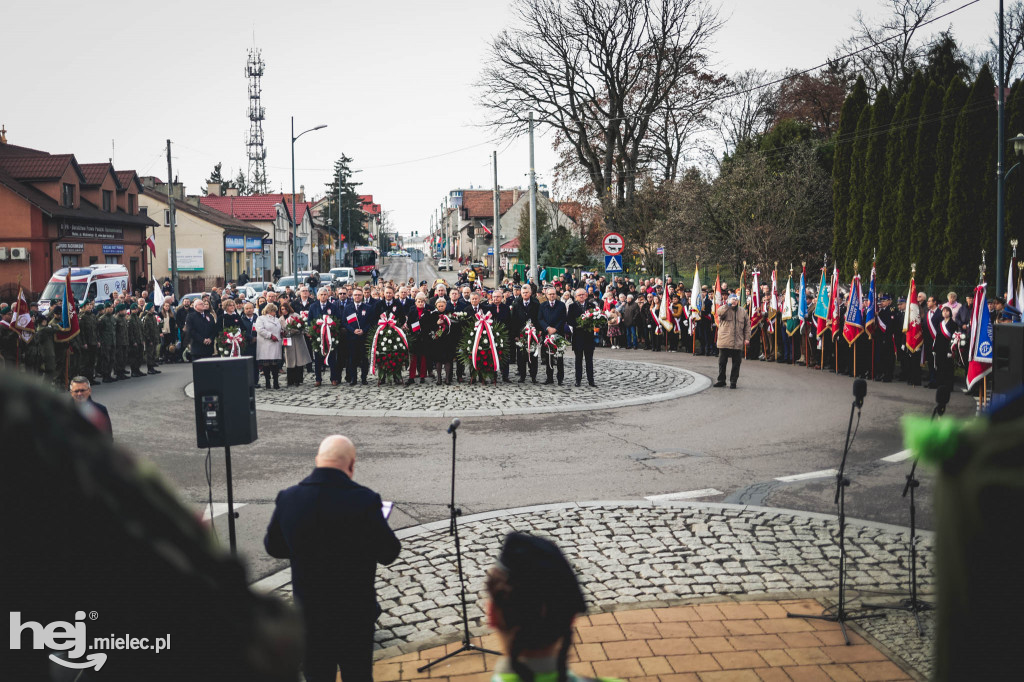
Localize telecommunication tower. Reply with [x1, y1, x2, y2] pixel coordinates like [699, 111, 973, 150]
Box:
[245, 48, 268, 194]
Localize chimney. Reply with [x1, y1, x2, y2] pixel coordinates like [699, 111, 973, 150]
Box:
[207, 181, 222, 196]
[512, 188, 520, 203]
[225, 187, 239, 197]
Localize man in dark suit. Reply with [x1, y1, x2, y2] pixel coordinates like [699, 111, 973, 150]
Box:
[377, 285, 407, 326]
[449, 289, 471, 381]
[184, 299, 217, 360]
[511, 283, 540, 383]
[537, 286, 567, 385]
[239, 301, 261, 384]
[310, 287, 343, 386]
[342, 289, 372, 385]
[487, 289, 512, 382]
[265, 435, 400, 682]
[69, 376, 112, 435]
[567, 288, 599, 387]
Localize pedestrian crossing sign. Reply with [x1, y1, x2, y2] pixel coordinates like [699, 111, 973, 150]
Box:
[605, 255, 623, 273]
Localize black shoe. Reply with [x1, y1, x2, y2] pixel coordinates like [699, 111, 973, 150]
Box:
[575, 381, 581, 387]
[103, 377, 117, 383]
[531, 377, 537, 384]
[714, 380, 726, 388]
[502, 376, 511, 383]
[147, 370, 157, 375]
[361, 379, 368, 385]
[543, 378, 553, 385]
[405, 377, 415, 386]
[131, 371, 144, 378]
[729, 383, 737, 389]
[558, 380, 563, 386]
[588, 382, 597, 387]
[518, 376, 525, 383]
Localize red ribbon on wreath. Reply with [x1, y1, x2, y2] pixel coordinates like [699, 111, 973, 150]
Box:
[522, 322, 540, 352]
[316, 315, 336, 364]
[224, 330, 243, 357]
[471, 311, 500, 371]
[370, 313, 408, 375]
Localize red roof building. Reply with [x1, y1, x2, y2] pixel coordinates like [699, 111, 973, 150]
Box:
[0, 140, 156, 294]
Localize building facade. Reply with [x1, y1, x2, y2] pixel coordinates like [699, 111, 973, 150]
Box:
[0, 141, 157, 295]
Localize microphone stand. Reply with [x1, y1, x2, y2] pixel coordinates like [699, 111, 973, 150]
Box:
[861, 397, 943, 635]
[787, 380, 882, 644]
[419, 422, 500, 672]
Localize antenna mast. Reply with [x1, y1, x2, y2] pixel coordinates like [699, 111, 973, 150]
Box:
[245, 47, 268, 194]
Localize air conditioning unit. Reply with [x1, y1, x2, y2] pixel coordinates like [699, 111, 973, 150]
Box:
[10, 247, 29, 260]
[0, 247, 8, 260]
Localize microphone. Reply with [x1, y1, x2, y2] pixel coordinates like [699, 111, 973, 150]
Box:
[853, 378, 867, 408]
[447, 418, 461, 434]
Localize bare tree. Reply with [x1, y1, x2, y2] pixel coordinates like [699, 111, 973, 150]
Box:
[644, 68, 726, 181]
[836, 0, 947, 96]
[479, 0, 722, 223]
[985, 0, 1024, 88]
[715, 69, 780, 156]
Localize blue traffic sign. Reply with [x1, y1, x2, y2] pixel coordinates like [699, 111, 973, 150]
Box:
[604, 255, 623, 272]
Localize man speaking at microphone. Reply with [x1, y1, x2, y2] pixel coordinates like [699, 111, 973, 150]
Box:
[265, 435, 401, 682]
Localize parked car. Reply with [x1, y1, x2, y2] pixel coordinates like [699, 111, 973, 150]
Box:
[274, 275, 299, 290]
[180, 292, 208, 306]
[437, 258, 453, 271]
[242, 281, 272, 302]
[330, 267, 356, 285]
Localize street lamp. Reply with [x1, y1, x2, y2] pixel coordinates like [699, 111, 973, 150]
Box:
[1009, 133, 1024, 179]
[291, 117, 327, 280]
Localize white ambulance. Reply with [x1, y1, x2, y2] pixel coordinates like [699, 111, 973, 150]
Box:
[37, 264, 130, 313]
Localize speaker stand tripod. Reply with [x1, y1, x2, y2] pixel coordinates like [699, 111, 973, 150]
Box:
[419, 421, 500, 672]
[787, 380, 883, 644]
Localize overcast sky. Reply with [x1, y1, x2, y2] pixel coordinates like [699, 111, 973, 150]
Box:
[2, 0, 995, 237]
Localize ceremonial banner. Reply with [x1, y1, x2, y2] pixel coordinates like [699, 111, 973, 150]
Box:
[658, 279, 674, 332]
[12, 285, 35, 343]
[688, 265, 702, 327]
[1007, 255, 1020, 319]
[749, 271, 761, 327]
[864, 264, 878, 337]
[814, 267, 830, 337]
[713, 274, 722, 326]
[903, 272, 923, 353]
[966, 282, 993, 389]
[768, 269, 779, 320]
[795, 265, 808, 335]
[843, 273, 864, 345]
[783, 272, 800, 337]
[54, 269, 80, 343]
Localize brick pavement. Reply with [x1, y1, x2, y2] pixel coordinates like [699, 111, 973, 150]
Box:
[369, 600, 912, 682]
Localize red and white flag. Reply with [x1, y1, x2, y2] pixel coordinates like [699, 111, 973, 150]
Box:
[146, 234, 156, 256]
[11, 285, 35, 342]
[903, 272, 923, 353]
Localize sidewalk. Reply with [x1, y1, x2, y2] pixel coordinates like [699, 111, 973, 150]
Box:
[373, 599, 913, 682]
[252, 501, 934, 681]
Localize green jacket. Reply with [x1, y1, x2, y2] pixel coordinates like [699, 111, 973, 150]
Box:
[114, 315, 128, 345]
[35, 324, 56, 370]
[143, 312, 161, 343]
[98, 312, 115, 345]
[80, 310, 98, 345]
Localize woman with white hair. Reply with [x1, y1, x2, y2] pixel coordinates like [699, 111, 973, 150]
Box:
[255, 302, 283, 389]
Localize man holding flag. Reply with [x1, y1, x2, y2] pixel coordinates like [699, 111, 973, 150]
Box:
[52, 268, 81, 388]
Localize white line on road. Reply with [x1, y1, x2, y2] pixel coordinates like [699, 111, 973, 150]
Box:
[202, 502, 247, 521]
[644, 488, 724, 501]
[881, 449, 913, 463]
[774, 469, 838, 483]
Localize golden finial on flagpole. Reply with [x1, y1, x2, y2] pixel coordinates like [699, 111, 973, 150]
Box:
[911, 262, 916, 277]
[854, 260, 859, 271]
[872, 247, 876, 261]
[1012, 239, 1019, 258]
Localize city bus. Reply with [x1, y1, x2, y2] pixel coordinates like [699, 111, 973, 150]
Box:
[351, 246, 377, 274]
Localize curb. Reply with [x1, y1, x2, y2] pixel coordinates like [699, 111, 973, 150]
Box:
[186, 359, 711, 417]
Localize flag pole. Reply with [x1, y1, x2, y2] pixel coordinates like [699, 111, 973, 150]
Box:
[692, 259, 697, 355]
[774, 261, 779, 364]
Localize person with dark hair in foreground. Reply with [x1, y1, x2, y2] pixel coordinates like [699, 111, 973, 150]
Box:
[485, 532, 589, 682]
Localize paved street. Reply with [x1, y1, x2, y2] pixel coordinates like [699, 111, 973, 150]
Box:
[91, 257, 973, 586]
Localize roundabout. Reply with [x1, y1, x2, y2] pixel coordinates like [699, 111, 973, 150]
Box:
[185, 357, 710, 417]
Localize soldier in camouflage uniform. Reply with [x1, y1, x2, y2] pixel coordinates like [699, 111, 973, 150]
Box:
[34, 316, 58, 386]
[78, 300, 99, 382]
[0, 303, 17, 368]
[127, 302, 145, 378]
[97, 302, 117, 383]
[114, 303, 129, 379]
[143, 303, 162, 375]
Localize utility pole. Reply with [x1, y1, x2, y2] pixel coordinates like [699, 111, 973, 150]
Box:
[997, 0, 1007, 296]
[291, 116, 298, 279]
[337, 174, 342, 268]
[492, 150, 501, 289]
[529, 111, 538, 286]
[166, 139, 179, 296]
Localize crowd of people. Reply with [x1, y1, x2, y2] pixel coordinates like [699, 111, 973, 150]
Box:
[2, 264, 1010, 396]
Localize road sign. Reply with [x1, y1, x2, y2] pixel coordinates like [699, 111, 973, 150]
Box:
[603, 232, 625, 256]
[487, 247, 494, 255]
[604, 255, 623, 273]
[409, 249, 424, 262]
[657, 246, 665, 255]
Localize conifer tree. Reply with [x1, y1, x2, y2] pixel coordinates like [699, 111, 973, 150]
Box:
[927, 77, 970, 282]
[884, 72, 926, 280]
[842, 104, 873, 272]
[907, 80, 944, 282]
[857, 87, 893, 272]
[1006, 81, 1024, 252]
[831, 77, 868, 269]
[945, 65, 997, 284]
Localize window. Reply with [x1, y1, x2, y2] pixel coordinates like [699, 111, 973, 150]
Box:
[139, 206, 147, 218]
[61, 254, 80, 267]
[62, 183, 75, 207]
[102, 190, 112, 212]
[105, 255, 120, 265]
[128, 195, 137, 214]
[163, 209, 171, 226]
[276, 251, 284, 268]
[89, 256, 99, 265]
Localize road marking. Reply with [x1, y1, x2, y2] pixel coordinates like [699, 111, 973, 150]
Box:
[881, 449, 913, 463]
[645, 488, 724, 501]
[202, 502, 247, 521]
[775, 469, 838, 483]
